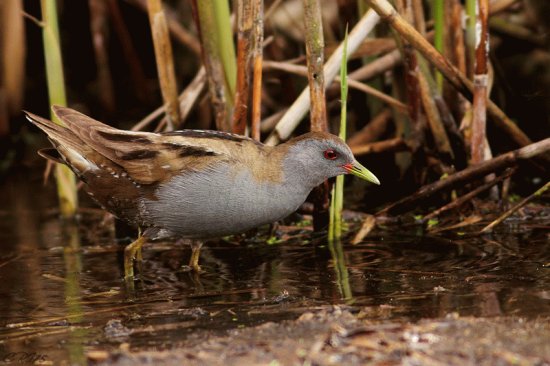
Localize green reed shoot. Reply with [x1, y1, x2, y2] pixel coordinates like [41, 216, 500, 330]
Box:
[40, 0, 78, 218]
[329, 26, 349, 242]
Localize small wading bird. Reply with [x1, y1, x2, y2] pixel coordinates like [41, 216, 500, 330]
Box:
[26, 106, 380, 278]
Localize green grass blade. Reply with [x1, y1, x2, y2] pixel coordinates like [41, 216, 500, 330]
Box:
[329, 25, 349, 241]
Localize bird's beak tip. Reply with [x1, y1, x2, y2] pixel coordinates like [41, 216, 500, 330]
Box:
[345, 161, 380, 185]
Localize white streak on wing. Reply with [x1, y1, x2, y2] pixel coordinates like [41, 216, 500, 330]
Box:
[64, 147, 99, 172]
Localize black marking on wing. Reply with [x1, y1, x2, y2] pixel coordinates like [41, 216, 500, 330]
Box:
[178, 146, 218, 157]
[161, 129, 262, 146]
[120, 150, 159, 160]
[162, 142, 182, 150]
[98, 131, 152, 144]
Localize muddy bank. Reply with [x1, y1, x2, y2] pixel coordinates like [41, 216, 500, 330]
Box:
[92, 307, 550, 366]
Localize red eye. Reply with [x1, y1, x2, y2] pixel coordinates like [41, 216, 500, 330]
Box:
[323, 149, 338, 160]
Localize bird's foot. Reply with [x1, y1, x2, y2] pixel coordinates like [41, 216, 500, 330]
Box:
[180, 263, 202, 273]
[180, 240, 203, 273]
[123, 236, 147, 279]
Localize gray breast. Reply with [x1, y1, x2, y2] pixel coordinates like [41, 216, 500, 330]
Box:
[141, 162, 310, 239]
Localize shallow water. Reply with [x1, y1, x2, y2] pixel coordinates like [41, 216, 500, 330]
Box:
[0, 173, 549, 364]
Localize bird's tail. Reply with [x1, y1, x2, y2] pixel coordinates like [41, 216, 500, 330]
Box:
[25, 110, 96, 174]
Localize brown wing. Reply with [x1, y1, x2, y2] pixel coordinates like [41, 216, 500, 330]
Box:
[51, 106, 237, 185]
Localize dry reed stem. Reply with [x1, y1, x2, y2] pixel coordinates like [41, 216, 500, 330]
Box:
[177, 67, 207, 128]
[147, 0, 181, 130]
[251, 0, 264, 141]
[263, 61, 406, 112]
[193, 0, 234, 131]
[132, 67, 206, 131]
[445, 0, 468, 119]
[395, 0, 422, 150]
[348, 49, 401, 81]
[351, 214, 376, 244]
[233, 0, 255, 135]
[0, 0, 25, 133]
[411, 0, 426, 36]
[89, 0, 115, 113]
[366, 0, 532, 148]
[260, 108, 287, 133]
[471, 0, 490, 164]
[302, 0, 328, 133]
[303, 0, 329, 231]
[132, 0, 201, 56]
[490, 0, 519, 14]
[265, 9, 380, 145]
[325, 38, 396, 60]
[423, 168, 515, 222]
[418, 70, 454, 159]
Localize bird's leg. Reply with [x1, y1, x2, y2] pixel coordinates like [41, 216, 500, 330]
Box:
[124, 235, 147, 279]
[189, 240, 203, 272]
[181, 240, 203, 272]
[135, 228, 143, 262]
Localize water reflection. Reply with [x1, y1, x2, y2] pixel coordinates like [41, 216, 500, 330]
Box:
[0, 174, 549, 363]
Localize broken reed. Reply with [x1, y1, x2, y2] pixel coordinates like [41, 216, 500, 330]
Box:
[193, 0, 236, 131]
[40, 0, 78, 218]
[147, 0, 181, 130]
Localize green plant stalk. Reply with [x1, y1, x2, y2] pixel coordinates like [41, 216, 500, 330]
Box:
[214, 0, 236, 102]
[433, 0, 444, 91]
[465, 0, 476, 77]
[63, 225, 85, 364]
[41, 0, 78, 218]
[329, 27, 349, 241]
[327, 237, 353, 301]
[328, 184, 335, 241]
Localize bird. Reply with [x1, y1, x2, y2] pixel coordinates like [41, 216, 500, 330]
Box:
[26, 106, 380, 278]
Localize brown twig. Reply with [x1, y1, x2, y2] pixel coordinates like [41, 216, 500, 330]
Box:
[471, 0, 490, 164]
[347, 108, 392, 148]
[351, 137, 409, 156]
[377, 138, 550, 216]
[351, 214, 376, 244]
[480, 180, 550, 233]
[423, 168, 516, 221]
